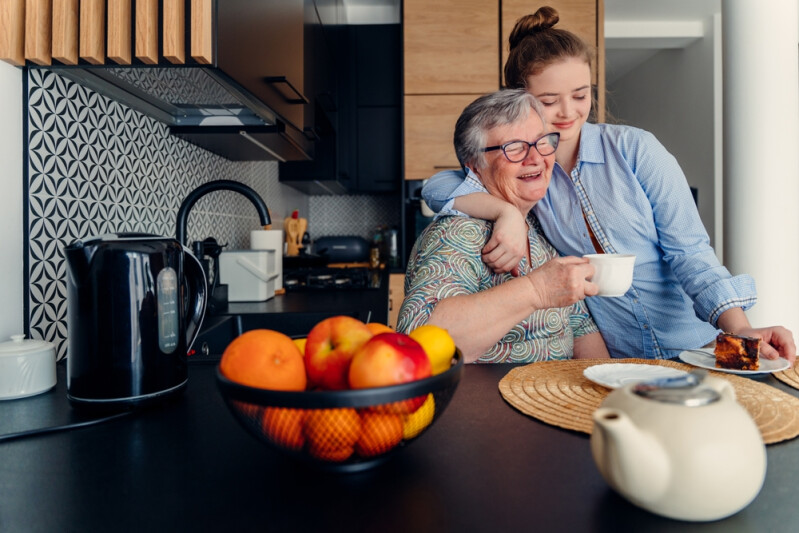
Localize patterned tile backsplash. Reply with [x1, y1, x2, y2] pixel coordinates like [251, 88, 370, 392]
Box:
[26, 69, 400, 359]
[308, 194, 400, 241]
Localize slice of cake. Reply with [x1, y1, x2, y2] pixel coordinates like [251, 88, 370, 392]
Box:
[714, 333, 761, 370]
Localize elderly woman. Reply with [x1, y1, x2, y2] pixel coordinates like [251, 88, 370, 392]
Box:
[397, 89, 609, 363]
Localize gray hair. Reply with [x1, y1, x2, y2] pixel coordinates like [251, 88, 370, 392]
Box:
[454, 89, 546, 170]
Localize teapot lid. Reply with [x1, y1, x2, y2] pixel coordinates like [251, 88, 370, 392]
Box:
[632, 370, 720, 406]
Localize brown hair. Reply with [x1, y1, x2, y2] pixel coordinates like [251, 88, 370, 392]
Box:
[504, 6, 594, 89]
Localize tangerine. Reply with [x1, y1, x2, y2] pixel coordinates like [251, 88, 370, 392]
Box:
[366, 322, 394, 335]
[356, 412, 403, 457]
[232, 400, 262, 419]
[304, 408, 361, 462]
[263, 407, 305, 451]
[220, 329, 307, 391]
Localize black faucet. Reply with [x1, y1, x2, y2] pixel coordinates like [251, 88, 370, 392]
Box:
[175, 180, 272, 246]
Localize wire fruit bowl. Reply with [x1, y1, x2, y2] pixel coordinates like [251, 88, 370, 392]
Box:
[216, 350, 464, 473]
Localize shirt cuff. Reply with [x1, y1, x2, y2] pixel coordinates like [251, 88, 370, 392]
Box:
[693, 274, 757, 327]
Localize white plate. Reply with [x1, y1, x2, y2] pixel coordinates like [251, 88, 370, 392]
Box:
[583, 363, 689, 389]
[678, 349, 791, 375]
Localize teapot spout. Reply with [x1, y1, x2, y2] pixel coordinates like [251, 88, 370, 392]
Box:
[591, 407, 670, 505]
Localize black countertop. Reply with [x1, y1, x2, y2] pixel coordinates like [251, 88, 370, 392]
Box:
[2, 361, 799, 532]
[193, 268, 390, 358]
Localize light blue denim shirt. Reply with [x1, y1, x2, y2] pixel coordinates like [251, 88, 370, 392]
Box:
[422, 122, 756, 359]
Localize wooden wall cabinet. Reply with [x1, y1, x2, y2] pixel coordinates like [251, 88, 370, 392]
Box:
[402, 0, 605, 181]
[502, 0, 605, 119]
[402, 0, 499, 181]
[403, 0, 499, 95]
[403, 94, 478, 181]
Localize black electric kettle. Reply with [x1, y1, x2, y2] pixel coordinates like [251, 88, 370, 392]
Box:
[64, 233, 207, 410]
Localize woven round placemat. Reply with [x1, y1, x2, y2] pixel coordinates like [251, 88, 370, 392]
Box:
[498, 358, 799, 445]
[773, 362, 799, 390]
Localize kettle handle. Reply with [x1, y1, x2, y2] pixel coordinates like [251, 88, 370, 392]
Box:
[182, 247, 208, 352]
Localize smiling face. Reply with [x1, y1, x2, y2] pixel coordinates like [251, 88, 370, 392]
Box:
[526, 56, 592, 156]
[473, 110, 555, 214]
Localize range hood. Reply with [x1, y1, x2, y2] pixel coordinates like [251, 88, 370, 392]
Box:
[58, 66, 313, 162]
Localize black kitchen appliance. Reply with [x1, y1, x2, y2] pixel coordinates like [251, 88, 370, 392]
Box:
[64, 233, 207, 410]
[283, 236, 380, 292]
[283, 265, 381, 291]
[313, 235, 370, 263]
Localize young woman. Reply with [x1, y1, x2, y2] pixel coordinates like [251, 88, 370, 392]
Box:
[422, 6, 795, 362]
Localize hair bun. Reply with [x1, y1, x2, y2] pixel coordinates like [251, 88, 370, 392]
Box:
[508, 6, 560, 51]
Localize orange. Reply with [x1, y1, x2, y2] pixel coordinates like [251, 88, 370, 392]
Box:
[356, 412, 403, 457]
[308, 442, 355, 462]
[372, 396, 427, 416]
[402, 393, 435, 440]
[304, 408, 361, 462]
[409, 324, 456, 375]
[220, 329, 307, 391]
[263, 407, 305, 451]
[366, 322, 394, 335]
[232, 400, 262, 419]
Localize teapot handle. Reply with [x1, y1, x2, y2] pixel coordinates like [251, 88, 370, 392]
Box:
[702, 375, 737, 401]
[182, 247, 208, 352]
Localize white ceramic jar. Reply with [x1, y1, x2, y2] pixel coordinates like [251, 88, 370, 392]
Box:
[0, 335, 57, 400]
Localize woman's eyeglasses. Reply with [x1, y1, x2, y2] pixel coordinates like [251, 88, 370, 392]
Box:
[481, 132, 560, 163]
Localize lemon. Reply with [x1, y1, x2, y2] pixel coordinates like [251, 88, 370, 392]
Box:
[409, 324, 456, 375]
[293, 337, 307, 354]
[402, 393, 435, 440]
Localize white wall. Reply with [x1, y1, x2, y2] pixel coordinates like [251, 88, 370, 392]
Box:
[0, 63, 23, 340]
[606, 24, 717, 247]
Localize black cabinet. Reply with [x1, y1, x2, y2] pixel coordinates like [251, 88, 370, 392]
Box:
[218, 0, 308, 133]
[348, 24, 401, 193]
[280, 23, 401, 195]
[356, 106, 401, 192]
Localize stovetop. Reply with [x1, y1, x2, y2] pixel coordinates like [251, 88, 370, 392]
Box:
[283, 267, 382, 291]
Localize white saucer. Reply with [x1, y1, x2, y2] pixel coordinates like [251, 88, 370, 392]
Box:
[678, 349, 791, 375]
[583, 363, 689, 389]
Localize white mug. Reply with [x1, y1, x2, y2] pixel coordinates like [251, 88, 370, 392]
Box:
[583, 254, 636, 297]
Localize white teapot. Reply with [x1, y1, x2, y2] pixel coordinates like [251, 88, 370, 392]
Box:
[591, 371, 766, 521]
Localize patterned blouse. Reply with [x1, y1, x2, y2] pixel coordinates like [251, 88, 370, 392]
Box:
[397, 215, 599, 363]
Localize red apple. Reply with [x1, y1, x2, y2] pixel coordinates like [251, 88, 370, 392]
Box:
[304, 316, 373, 390]
[348, 332, 432, 413]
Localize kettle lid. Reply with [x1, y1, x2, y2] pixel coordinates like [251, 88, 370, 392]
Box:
[632, 370, 720, 406]
[67, 232, 170, 248]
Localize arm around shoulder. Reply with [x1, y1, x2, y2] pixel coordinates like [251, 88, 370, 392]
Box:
[421, 170, 468, 213]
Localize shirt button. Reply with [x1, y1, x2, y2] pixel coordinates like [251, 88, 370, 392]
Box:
[643, 324, 649, 329]
[633, 299, 639, 303]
